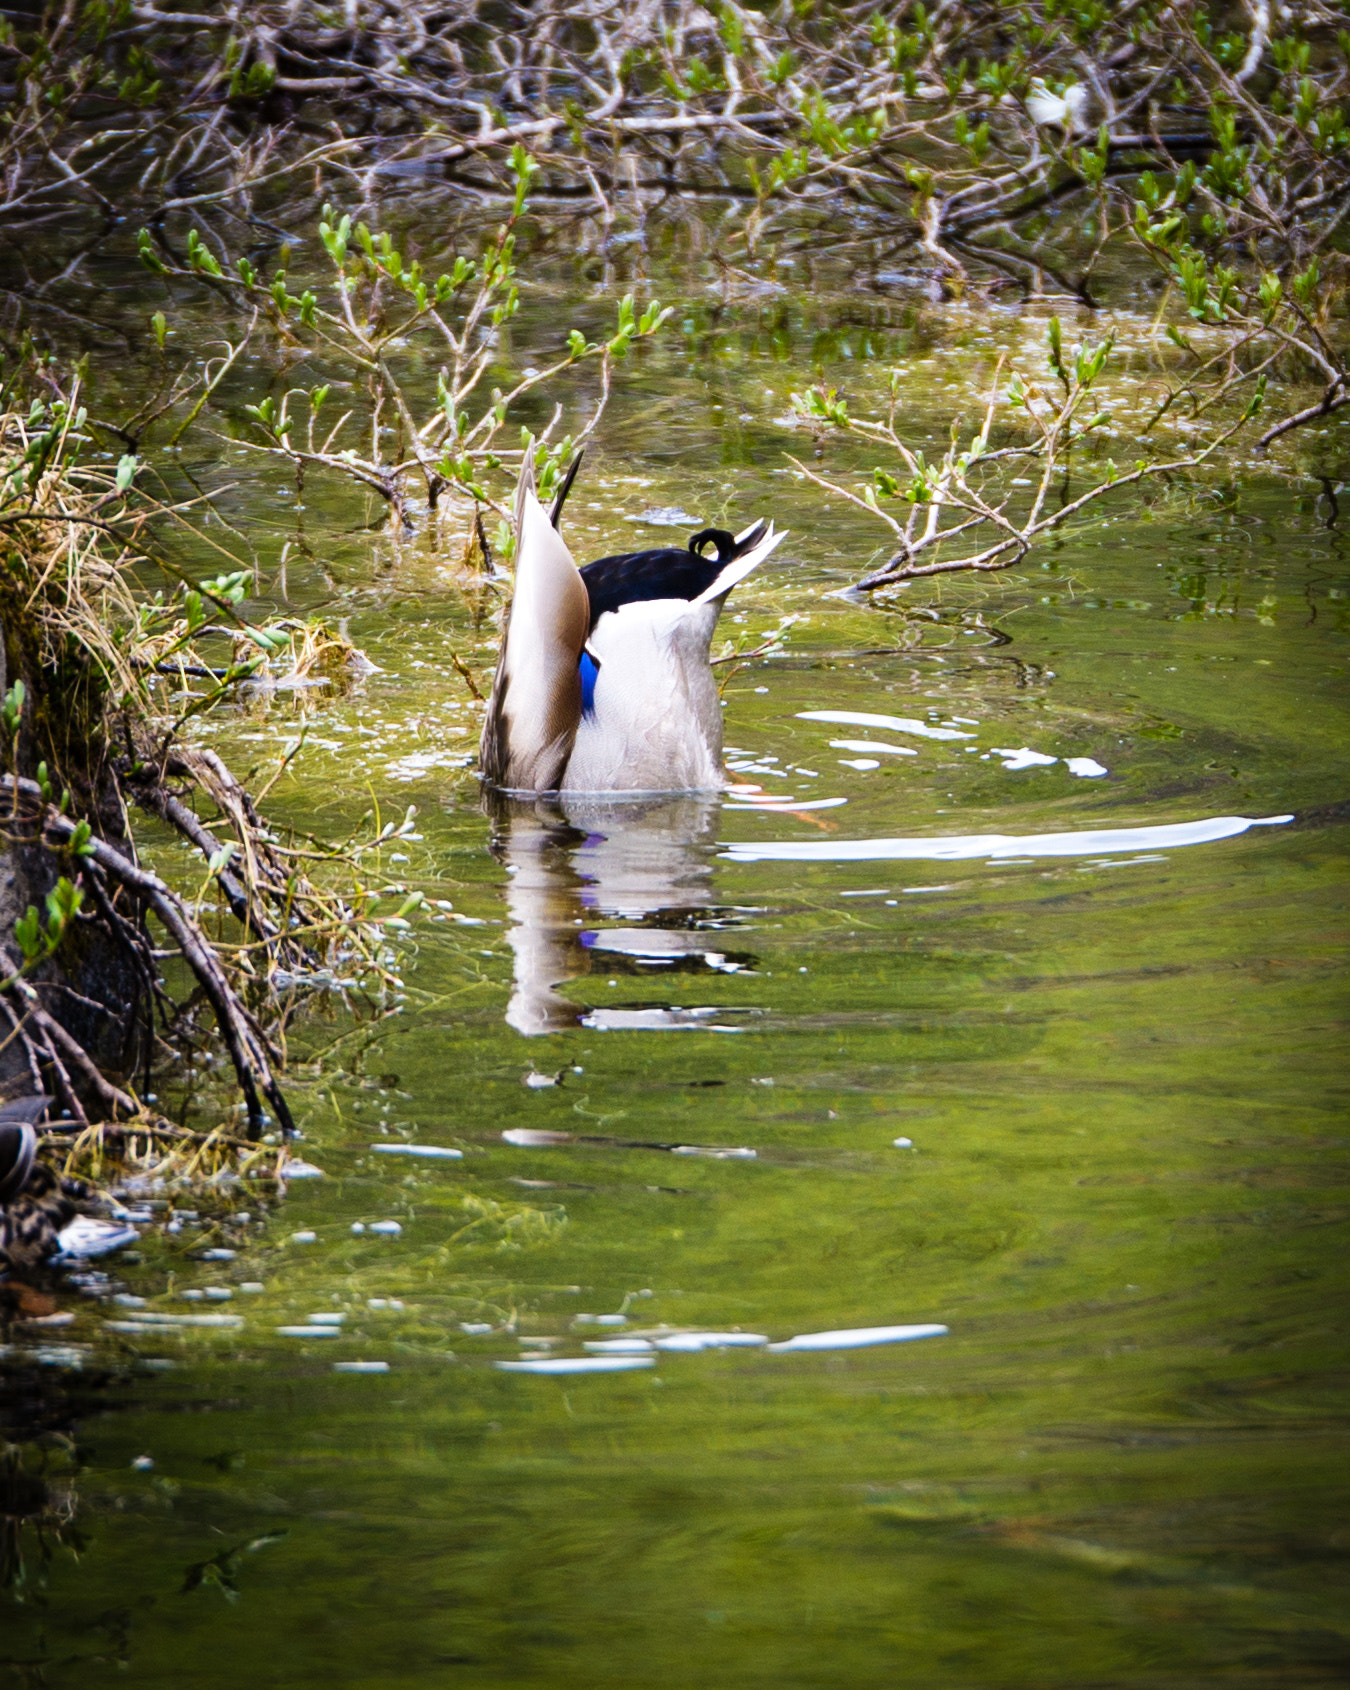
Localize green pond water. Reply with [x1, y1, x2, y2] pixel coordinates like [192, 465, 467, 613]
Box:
[4, 225, 1350, 1687]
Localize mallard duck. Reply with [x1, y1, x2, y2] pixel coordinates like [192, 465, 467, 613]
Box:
[481, 457, 786, 795]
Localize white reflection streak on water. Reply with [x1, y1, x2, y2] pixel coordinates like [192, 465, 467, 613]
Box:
[798, 709, 975, 741]
[494, 795, 1293, 1036]
[719, 814, 1294, 864]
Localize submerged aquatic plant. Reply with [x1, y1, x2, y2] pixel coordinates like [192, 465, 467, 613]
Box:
[446, 1193, 568, 1253]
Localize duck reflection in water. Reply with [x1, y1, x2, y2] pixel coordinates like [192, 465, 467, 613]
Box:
[487, 794, 757, 1036]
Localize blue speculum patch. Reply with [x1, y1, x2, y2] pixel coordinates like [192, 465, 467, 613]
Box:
[579, 650, 599, 714]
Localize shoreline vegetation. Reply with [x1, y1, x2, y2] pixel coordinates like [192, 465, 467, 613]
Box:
[0, 0, 1345, 1230]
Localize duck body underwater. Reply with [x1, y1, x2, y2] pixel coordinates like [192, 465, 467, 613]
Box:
[480, 456, 786, 795]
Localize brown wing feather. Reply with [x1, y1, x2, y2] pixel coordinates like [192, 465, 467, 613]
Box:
[480, 460, 589, 792]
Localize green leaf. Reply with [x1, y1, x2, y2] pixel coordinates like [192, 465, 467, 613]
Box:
[1, 679, 25, 738]
[1242, 373, 1268, 421]
[203, 570, 251, 604]
[1046, 316, 1066, 382]
[1292, 259, 1320, 305]
[14, 906, 41, 963]
[508, 141, 539, 181]
[136, 228, 165, 273]
[186, 228, 223, 278]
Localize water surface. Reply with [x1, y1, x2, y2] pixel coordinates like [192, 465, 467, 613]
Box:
[4, 226, 1349, 1687]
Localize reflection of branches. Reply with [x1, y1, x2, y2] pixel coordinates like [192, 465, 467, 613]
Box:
[180, 1531, 288, 1601]
[0, 5, 1340, 272]
[0, 1444, 80, 1594]
[2, 3, 1345, 452]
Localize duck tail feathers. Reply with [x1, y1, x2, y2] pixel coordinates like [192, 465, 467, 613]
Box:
[481, 456, 589, 791]
[732, 516, 769, 550]
[691, 520, 787, 607]
[549, 451, 584, 530]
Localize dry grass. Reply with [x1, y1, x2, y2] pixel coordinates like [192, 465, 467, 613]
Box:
[0, 367, 424, 1174]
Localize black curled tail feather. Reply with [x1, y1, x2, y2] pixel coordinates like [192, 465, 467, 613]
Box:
[688, 528, 737, 564]
[688, 522, 768, 565]
[579, 519, 779, 631]
[550, 452, 584, 531]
